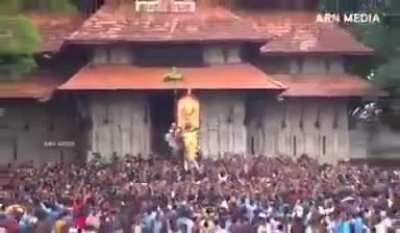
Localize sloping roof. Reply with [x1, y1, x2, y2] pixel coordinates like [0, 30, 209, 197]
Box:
[237, 11, 373, 55]
[66, 4, 267, 44]
[29, 12, 84, 52]
[67, 7, 372, 55]
[59, 63, 286, 90]
[0, 76, 64, 101]
[274, 74, 388, 97]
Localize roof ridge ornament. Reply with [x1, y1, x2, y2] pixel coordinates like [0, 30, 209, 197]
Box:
[135, 0, 196, 13]
[164, 67, 183, 82]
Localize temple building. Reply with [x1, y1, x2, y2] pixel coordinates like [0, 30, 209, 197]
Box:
[0, 0, 388, 165]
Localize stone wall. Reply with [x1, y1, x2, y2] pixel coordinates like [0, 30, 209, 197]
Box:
[251, 55, 350, 163]
[87, 92, 151, 160]
[2, 93, 396, 165]
[0, 99, 78, 166]
[198, 91, 247, 158]
[350, 123, 400, 160]
[247, 97, 350, 163]
[368, 125, 400, 159]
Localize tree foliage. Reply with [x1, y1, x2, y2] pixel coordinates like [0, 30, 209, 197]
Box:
[351, 3, 400, 95]
[0, 0, 77, 14]
[318, 0, 394, 13]
[0, 16, 40, 55]
[373, 57, 400, 94]
[318, 0, 360, 13]
[319, 0, 400, 96]
[0, 0, 77, 80]
[0, 15, 40, 80]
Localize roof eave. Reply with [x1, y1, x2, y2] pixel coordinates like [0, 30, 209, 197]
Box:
[64, 37, 268, 45]
[260, 50, 375, 56]
[0, 92, 55, 102]
[282, 90, 389, 98]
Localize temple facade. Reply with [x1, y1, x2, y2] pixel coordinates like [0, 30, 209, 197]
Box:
[0, 0, 389, 165]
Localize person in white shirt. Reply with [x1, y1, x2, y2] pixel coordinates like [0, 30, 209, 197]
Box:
[270, 217, 282, 233]
[257, 214, 272, 233]
[215, 220, 230, 233]
[292, 201, 304, 219]
[374, 211, 392, 233]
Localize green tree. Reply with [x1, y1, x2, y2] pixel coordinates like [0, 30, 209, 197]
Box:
[319, 0, 400, 95]
[0, 0, 77, 80]
[350, 0, 400, 96]
[0, 16, 40, 55]
[0, 0, 77, 14]
[0, 16, 40, 80]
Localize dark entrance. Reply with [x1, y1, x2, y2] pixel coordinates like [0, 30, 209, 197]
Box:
[150, 91, 176, 156]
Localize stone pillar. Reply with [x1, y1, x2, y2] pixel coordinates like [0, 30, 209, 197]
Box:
[89, 93, 151, 160]
[199, 91, 247, 158]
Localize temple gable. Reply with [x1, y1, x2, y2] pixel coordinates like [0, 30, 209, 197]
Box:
[135, 0, 196, 13]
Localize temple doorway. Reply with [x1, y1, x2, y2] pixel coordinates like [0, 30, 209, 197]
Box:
[150, 91, 176, 156]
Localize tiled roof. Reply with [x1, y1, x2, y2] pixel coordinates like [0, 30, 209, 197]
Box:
[67, 7, 372, 55]
[59, 63, 286, 90]
[66, 4, 268, 44]
[29, 12, 84, 52]
[274, 74, 387, 97]
[0, 76, 64, 101]
[236, 11, 373, 55]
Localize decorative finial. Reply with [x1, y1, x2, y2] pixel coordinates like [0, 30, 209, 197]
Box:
[164, 67, 183, 82]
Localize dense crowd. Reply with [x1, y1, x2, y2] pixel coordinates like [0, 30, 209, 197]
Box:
[0, 154, 399, 233]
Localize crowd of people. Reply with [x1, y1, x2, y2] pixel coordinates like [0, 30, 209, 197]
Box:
[0, 153, 398, 233]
